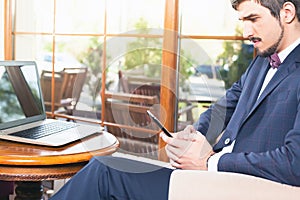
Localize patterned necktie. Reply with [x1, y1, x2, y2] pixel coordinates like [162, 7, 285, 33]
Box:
[269, 53, 281, 69]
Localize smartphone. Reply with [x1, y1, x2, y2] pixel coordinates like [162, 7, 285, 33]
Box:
[146, 110, 173, 137]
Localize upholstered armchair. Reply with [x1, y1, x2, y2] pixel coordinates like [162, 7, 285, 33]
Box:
[168, 170, 300, 200]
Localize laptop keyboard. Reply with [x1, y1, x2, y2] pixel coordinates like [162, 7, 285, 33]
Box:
[10, 121, 78, 139]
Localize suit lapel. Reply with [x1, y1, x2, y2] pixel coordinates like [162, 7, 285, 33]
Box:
[245, 58, 270, 114]
[246, 45, 300, 119]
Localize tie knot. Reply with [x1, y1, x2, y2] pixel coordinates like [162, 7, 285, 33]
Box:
[269, 53, 281, 68]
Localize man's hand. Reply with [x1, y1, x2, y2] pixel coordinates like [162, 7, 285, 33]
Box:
[160, 125, 215, 170]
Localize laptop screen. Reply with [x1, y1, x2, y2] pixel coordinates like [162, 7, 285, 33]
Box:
[0, 61, 45, 130]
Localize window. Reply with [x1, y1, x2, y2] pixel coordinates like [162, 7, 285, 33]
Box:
[4, 0, 252, 160]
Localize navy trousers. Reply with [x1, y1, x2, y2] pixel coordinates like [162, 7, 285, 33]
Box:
[50, 156, 173, 200]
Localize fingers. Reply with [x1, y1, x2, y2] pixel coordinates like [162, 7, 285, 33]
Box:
[160, 127, 196, 159]
[160, 126, 206, 169]
[177, 125, 197, 141]
[166, 147, 179, 162]
[170, 158, 181, 169]
[163, 136, 194, 164]
[160, 125, 197, 142]
[161, 132, 193, 149]
[184, 125, 196, 132]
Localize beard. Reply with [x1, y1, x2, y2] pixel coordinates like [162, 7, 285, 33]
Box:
[255, 26, 284, 57]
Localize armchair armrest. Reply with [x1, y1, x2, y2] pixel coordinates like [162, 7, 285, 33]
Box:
[168, 170, 300, 200]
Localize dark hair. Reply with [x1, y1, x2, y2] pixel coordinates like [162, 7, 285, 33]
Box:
[231, 0, 300, 21]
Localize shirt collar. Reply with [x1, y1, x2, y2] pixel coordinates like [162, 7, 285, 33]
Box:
[278, 37, 300, 63]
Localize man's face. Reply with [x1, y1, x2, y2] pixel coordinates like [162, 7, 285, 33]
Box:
[237, 1, 284, 57]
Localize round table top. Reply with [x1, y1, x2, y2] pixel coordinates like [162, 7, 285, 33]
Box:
[0, 131, 119, 181]
[0, 131, 119, 166]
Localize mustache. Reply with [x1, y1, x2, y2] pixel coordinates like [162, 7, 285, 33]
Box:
[249, 37, 262, 43]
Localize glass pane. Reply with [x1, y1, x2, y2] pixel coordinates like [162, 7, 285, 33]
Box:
[178, 38, 253, 130]
[179, 39, 253, 103]
[106, 35, 163, 97]
[15, 35, 104, 116]
[104, 35, 164, 158]
[56, 0, 105, 33]
[15, 0, 54, 33]
[15, 35, 53, 71]
[106, 0, 165, 33]
[55, 36, 104, 114]
[180, 0, 241, 36]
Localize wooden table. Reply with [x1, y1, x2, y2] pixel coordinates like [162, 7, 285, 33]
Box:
[0, 131, 119, 200]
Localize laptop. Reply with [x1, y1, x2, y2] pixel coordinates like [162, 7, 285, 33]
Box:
[0, 60, 102, 146]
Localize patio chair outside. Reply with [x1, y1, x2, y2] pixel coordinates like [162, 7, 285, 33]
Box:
[40, 67, 87, 115]
[104, 91, 161, 159]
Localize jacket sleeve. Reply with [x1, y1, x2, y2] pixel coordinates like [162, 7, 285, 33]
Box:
[217, 58, 300, 187]
[193, 66, 251, 145]
[218, 121, 300, 187]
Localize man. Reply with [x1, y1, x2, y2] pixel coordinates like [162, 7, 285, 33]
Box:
[50, 0, 300, 199]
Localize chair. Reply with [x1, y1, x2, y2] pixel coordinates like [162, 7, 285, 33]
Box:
[168, 170, 300, 200]
[118, 70, 197, 131]
[118, 70, 160, 96]
[104, 91, 161, 159]
[40, 67, 87, 115]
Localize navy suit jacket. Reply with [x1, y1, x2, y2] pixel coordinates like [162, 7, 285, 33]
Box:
[194, 44, 300, 186]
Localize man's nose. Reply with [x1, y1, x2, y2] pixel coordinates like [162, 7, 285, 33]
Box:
[243, 22, 253, 38]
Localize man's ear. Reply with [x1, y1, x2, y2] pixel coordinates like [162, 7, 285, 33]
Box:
[281, 2, 296, 24]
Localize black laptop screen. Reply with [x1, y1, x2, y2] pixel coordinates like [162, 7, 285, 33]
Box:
[0, 61, 45, 129]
